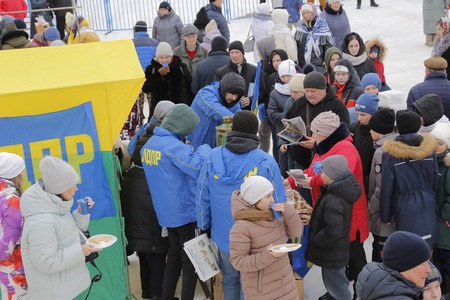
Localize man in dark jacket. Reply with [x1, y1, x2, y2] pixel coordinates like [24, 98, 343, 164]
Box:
[356, 231, 432, 300]
[204, 0, 230, 43]
[406, 56, 450, 119]
[305, 155, 361, 300]
[48, 0, 73, 39]
[214, 41, 257, 110]
[191, 35, 229, 94]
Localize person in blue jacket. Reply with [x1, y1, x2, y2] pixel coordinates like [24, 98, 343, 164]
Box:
[141, 103, 211, 300]
[196, 111, 286, 300]
[132, 20, 159, 71]
[204, 0, 230, 43]
[283, 0, 302, 30]
[188, 72, 246, 150]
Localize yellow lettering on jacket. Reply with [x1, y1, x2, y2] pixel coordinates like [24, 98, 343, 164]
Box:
[142, 149, 161, 166]
[243, 167, 258, 181]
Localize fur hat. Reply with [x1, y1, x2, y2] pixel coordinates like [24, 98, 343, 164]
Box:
[303, 71, 327, 90]
[322, 155, 350, 181]
[13, 18, 26, 30]
[155, 42, 173, 58]
[424, 56, 448, 70]
[229, 40, 245, 55]
[0, 153, 25, 179]
[205, 19, 217, 35]
[369, 108, 395, 135]
[311, 111, 340, 138]
[289, 74, 306, 92]
[396, 110, 421, 135]
[159, 1, 171, 12]
[361, 73, 382, 90]
[153, 100, 175, 121]
[355, 93, 379, 115]
[257, 3, 271, 14]
[160, 104, 199, 137]
[278, 59, 296, 77]
[232, 111, 259, 135]
[134, 20, 147, 33]
[183, 24, 198, 36]
[240, 175, 274, 205]
[44, 27, 61, 41]
[39, 156, 79, 194]
[382, 231, 431, 273]
[211, 35, 228, 51]
[430, 122, 450, 148]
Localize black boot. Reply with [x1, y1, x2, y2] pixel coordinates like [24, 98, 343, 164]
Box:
[370, 0, 379, 7]
[356, 0, 361, 9]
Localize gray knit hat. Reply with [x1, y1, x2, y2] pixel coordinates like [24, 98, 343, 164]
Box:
[39, 156, 79, 194]
[153, 100, 175, 121]
[303, 71, 327, 90]
[155, 42, 173, 58]
[322, 155, 350, 180]
[161, 104, 200, 137]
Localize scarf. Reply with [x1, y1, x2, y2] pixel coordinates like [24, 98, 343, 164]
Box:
[294, 17, 333, 65]
[225, 131, 259, 154]
[233, 206, 275, 221]
[342, 52, 367, 67]
[432, 33, 450, 56]
[274, 82, 291, 95]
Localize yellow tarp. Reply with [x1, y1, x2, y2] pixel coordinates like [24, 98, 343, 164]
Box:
[0, 40, 145, 151]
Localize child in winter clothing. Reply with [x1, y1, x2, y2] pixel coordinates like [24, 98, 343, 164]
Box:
[230, 175, 302, 300]
[304, 155, 362, 300]
[430, 122, 450, 297]
[423, 262, 446, 300]
[367, 108, 397, 262]
[331, 58, 363, 108]
[360, 72, 381, 95]
[365, 38, 390, 91]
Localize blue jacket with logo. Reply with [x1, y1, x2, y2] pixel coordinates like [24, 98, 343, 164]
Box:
[141, 127, 211, 228]
[196, 146, 286, 253]
[133, 32, 159, 71]
[188, 81, 241, 150]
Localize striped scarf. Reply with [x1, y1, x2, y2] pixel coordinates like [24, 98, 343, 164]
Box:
[295, 17, 333, 64]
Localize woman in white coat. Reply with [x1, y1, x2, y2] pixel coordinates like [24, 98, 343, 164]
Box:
[270, 8, 298, 63]
[251, 3, 274, 63]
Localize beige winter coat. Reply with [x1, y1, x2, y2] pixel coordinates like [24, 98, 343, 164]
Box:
[230, 191, 302, 300]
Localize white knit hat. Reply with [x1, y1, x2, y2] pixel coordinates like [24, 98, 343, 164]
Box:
[240, 176, 274, 205]
[430, 122, 450, 148]
[0, 153, 25, 179]
[278, 59, 296, 77]
[39, 156, 79, 194]
[289, 74, 306, 92]
[155, 42, 173, 58]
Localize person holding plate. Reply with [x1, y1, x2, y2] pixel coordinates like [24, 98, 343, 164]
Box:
[20, 156, 100, 300]
[229, 175, 302, 300]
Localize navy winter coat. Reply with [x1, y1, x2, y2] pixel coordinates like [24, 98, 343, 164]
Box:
[204, 3, 230, 43]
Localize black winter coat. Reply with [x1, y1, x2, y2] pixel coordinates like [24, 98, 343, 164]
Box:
[305, 173, 361, 268]
[191, 50, 230, 94]
[350, 122, 374, 197]
[285, 86, 350, 168]
[120, 123, 169, 254]
[142, 55, 193, 116]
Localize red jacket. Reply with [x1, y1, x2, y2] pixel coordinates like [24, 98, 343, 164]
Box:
[0, 0, 27, 19]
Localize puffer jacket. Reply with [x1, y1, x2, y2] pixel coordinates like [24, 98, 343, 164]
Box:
[306, 172, 361, 268]
[381, 133, 439, 246]
[0, 27, 29, 49]
[132, 31, 159, 71]
[367, 133, 397, 237]
[230, 192, 301, 300]
[268, 82, 291, 135]
[141, 127, 211, 228]
[435, 152, 450, 250]
[191, 49, 230, 94]
[270, 9, 298, 62]
[0, 0, 27, 19]
[356, 262, 423, 300]
[173, 41, 208, 75]
[204, 3, 230, 43]
[188, 78, 243, 150]
[251, 11, 273, 63]
[320, 3, 351, 51]
[200, 28, 222, 53]
[193, 7, 209, 43]
[20, 180, 90, 300]
[152, 9, 183, 50]
[350, 122, 374, 196]
[197, 134, 286, 253]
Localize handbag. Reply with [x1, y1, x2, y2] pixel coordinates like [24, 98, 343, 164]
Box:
[244, 26, 255, 53]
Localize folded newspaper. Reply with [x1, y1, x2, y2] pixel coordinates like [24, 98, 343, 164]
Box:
[183, 233, 220, 281]
[277, 116, 307, 144]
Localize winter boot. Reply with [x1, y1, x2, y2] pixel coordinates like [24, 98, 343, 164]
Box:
[370, 0, 379, 7]
[426, 34, 434, 47]
[356, 0, 361, 9]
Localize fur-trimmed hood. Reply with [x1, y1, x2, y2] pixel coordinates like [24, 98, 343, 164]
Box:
[382, 133, 437, 160]
[364, 37, 387, 62]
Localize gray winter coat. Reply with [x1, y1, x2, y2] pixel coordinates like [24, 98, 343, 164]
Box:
[356, 262, 423, 300]
[152, 10, 184, 50]
[20, 180, 91, 300]
[423, 0, 449, 34]
[368, 133, 397, 237]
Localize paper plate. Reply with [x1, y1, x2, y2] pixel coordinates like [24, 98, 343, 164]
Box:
[87, 234, 117, 249]
[270, 243, 301, 253]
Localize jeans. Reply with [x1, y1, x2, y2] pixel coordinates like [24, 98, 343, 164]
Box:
[322, 266, 352, 300]
[218, 250, 244, 300]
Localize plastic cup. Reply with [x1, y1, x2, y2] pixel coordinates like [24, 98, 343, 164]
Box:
[313, 161, 322, 175]
[78, 197, 89, 215]
[270, 204, 282, 220]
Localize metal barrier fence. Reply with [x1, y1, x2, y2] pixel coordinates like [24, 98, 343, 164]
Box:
[77, 0, 275, 32]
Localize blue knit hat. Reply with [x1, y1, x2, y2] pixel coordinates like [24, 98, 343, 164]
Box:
[44, 27, 61, 41]
[355, 93, 379, 115]
[361, 73, 381, 90]
[425, 262, 442, 286]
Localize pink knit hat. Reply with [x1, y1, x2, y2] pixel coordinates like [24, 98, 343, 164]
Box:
[310, 111, 340, 138]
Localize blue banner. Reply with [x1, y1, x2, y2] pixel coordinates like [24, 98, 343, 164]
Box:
[0, 102, 115, 219]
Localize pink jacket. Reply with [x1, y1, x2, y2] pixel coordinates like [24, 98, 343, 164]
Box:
[230, 191, 302, 300]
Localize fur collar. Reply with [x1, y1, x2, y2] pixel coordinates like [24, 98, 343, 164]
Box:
[314, 123, 351, 155]
[233, 207, 275, 221]
[324, 3, 343, 15]
[364, 38, 387, 62]
[382, 133, 436, 160]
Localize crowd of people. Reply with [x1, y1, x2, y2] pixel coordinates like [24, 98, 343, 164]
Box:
[1, 0, 450, 300]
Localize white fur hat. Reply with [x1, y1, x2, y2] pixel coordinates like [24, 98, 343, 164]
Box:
[240, 176, 274, 205]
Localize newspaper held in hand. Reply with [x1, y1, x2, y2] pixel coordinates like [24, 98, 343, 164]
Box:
[183, 233, 220, 281]
[277, 116, 307, 144]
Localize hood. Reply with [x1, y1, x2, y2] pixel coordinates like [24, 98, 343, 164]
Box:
[256, 36, 276, 59]
[334, 58, 360, 86]
[342, 32, 366, 57]
[219, 73, 246, 106]
[323, 2, 343, 15]
[364, 37, 387, 62]
[412, 94, 444, 126]
[269, 48, 289, 69]
[157, 9, 176, 19]
[194, 7, 209, 29]
[1, 29, 29, 46]
[272, 8, 289, 26]
[21, 179, 73, 218]
[231, 190, 275, 221]
[374, 132, 398, 149]
[202, 29, 222, 44]
[325, 173, 362, 204]
[382, 133, 437, 160]
[324, 46, 342, 73]
[252, 11, 272, 21]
